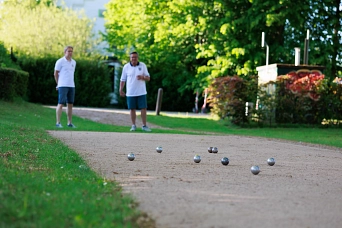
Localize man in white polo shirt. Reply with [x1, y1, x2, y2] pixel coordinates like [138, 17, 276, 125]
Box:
[119, 51, 152, 132]
[54, 45, 76, 128]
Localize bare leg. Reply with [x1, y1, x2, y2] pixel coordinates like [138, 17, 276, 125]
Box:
[141, 108, 147, 126]
[66, 103, 73, 124]
[130, 109, 136, 125]
[56, 104, 63, 124]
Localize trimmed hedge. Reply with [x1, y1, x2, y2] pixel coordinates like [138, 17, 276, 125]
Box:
[0, 68, 29, 101]
[18, 57, 112, 107]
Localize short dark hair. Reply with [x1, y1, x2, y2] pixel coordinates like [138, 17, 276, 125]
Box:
[64, 45, 73, 53]
[130, 51, 138, 55]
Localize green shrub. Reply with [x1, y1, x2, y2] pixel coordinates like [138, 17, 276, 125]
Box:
[207, 73, 342, 127]
[258, 78, 342, 126]
[18, 56, 112, 107]
[207, 75, 258, 125]
[0, 68, 29, 101]
[0, 42, 21, 70]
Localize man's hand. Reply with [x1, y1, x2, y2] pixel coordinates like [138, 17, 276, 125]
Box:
[119, 90, 126, 97]
[136, 75, 145, 80]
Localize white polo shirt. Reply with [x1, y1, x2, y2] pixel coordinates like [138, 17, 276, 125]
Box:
[55, 57, 76, 87]
[120, 62, 150, 96]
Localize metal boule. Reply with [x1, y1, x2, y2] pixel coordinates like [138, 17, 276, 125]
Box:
[221, 157, 229, 166]
[251, 165, 260, 175]
[212, 147, 218, 153]
[127, 153, 135, 161]
[267, 157, 275, 166]
[208, 147, 213, 153]
[194, 155, 201, 163]
[156, 146, 163, 153]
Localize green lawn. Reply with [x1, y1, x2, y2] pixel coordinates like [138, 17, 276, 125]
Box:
[0, 100, 341, 227]
[147, 113, 342, 149]
[0, 100, 154, 228]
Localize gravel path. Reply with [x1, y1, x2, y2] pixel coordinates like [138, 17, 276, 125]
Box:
[48, 108, 342, 228]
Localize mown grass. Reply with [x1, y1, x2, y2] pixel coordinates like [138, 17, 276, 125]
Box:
[0, 100, 154, 228]
[147, 114, 342, 149]
[1, 99, 341, 227]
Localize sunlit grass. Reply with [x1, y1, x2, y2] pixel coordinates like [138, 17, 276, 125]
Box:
[147, 112, 342, 148]
[0, 100, 155, 228]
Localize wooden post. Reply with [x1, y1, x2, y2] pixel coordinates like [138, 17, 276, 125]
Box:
[155, 88, 163, 115]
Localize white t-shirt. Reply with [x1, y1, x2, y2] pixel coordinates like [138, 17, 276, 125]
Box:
[120, 62, 150, 96]
[55, 57, 76, 87]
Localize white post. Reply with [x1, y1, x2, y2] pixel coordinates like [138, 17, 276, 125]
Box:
[294, 47, 300, 66]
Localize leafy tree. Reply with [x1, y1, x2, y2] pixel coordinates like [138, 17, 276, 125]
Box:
[0, 42, 20, 69]
[104, 0, 199, 111]
[0, 0, 97, 58]
[104, 0, 341, 81]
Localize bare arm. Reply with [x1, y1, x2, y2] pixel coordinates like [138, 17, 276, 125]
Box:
[119, 81, 126, 97]
[54, 70, 59, 84]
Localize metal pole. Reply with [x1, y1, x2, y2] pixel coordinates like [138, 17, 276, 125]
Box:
[266, 44, 269, 66]
[305, 38, 309, 65]
[155, 88, 163, 115]
[261, 32, 269, 66]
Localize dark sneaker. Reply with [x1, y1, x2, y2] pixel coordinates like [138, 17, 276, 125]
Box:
[130, 125, 136, 131]
[142, 126, 152, 132]
[67, 123, 76, 128]
[56, 123, 63, 128]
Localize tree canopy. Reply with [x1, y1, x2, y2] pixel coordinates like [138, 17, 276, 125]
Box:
[104, 0, 341, 94]
[0, 0, 97, 58]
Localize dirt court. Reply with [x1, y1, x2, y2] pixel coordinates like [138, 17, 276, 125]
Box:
[48, 108, 342, 228]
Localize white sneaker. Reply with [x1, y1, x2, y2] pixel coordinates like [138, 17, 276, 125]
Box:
[130, 125, 136, 131]
[142, 126, 152, 132]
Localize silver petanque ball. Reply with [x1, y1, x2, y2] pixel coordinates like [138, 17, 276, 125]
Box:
[251, 165, 260, 175]
[212, 147, 218, 153]
[267, 157, 275, 166]
[221, 157, 229, 166]
[127, 153, 135, 161]
[193, 155, 201, 163]
[208, 147, 213, 153]
[156, 146, 163, 153]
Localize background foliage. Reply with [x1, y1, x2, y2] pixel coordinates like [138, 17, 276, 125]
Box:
[0, 0, 112, 107]
[0, 0, 97, 58]
[104, 0, 341, 111]
[0, 67, 29, 101]
[0, 0, 341, 113]
[17, 57, 112, 107]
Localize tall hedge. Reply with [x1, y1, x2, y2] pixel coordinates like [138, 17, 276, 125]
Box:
[0, 68, 29, 101]
[18, 57, 111, 107]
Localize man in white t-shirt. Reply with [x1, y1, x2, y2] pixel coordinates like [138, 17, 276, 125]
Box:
[54, 46, 76, 128]
[119, 51, 151, 132]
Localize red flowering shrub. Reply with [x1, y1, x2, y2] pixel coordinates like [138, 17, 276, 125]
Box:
[277, 70, 325, 101]
[207, 75, 258, 125]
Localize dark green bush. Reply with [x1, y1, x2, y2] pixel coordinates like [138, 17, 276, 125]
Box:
[74, 59, 111, 107]
[0, 42, 20, 70]
[0, 68, 29, 101]
[18, 57, 111, 107]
